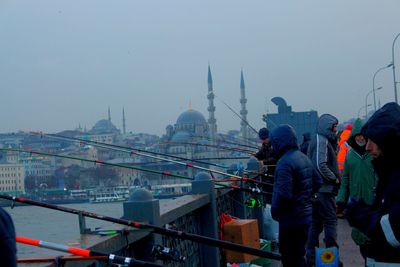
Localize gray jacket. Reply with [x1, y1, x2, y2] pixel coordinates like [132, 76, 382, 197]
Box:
[307, 114, 340, 194]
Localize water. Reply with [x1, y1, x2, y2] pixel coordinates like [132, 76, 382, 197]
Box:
[4, 202, 124, 258]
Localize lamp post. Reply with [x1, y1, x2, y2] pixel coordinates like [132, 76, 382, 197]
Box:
[373, 63, 393, 111]
[358, 104, 371, 119]
[392, 33, 400, 104]
[365, 87, 382, 119]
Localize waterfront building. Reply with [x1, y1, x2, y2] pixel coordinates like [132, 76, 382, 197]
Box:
[0, 162, 25, 193]
[19, 155, 56, 189]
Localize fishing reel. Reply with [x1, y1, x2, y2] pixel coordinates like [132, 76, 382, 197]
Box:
[244, 197, 263, 208]
[151, 244, 186, 262]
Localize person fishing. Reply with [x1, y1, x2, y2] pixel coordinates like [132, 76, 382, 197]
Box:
[0, 207, 17, 267]
[254, 128, 275, 167]
[254, 128, 276, 203]
[269, 124, 322, 267]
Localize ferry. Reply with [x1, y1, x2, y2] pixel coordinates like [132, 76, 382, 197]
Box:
[89, 186, 129, 203]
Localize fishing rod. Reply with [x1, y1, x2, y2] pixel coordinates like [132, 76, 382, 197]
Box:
[197, 156, 249, 160]
[32, 132, 228, 169]
[211, 179, 273, 186]
[189, 133, 259, 150]
[214, 136, 258, 150]
[218, 131, 260, 145]
[4, 196, 280, 260]
[162, 141, 256, 155]
[29, 133, 271, 188]
[216, 136, 258, 150]
[214, 94, 259, 135]
[18, 256, 108, 264]
[0, 148, 271, 195]
[16, 236, 164, 267]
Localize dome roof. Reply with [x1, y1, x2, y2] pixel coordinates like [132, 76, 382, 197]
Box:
[171, 131, 191, 142]
[176, 109, 207, 126]
[89, 119, 119, 134]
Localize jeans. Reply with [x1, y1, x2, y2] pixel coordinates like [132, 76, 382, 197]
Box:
[280, 224, 310, 267]
[306, 193, 338, 264]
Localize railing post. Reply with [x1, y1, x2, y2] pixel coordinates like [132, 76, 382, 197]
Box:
[78, 212, 90, 234]
[227, 164, 247, 218]
[122, 188, 161, 262]
[246, 158, 265, 239]
[192, 172, 220, 267]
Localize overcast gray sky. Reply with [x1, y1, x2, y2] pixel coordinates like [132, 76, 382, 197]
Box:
[1, 1, 399, 135]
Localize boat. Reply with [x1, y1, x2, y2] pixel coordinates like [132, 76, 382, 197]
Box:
[89, 187, 128, 203]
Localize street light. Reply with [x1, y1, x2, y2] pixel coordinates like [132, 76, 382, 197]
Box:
[358, 104, 372, 119]
[365, 87, 382, 119]
[373, 63, 393, 111]
[391, 32, 400, 104]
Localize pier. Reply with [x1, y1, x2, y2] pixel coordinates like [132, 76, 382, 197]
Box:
[15, 172, 365, 267]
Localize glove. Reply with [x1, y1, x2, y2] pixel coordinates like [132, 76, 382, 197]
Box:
[336, 201, 346, 219]
[346, 197, 382, 237]
[346, 197, 369, 227]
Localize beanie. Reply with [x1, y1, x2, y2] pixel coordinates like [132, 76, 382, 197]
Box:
[258, 128, 270, 140]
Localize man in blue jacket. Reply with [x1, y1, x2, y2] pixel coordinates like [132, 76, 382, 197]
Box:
[0, 207, 17, 267]
[270, 124, 322, 267]
[347, 102, 400, 265]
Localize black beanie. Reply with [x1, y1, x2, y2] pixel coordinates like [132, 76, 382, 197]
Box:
[362, 102, 400, 156]
[258, 128, 270, 140]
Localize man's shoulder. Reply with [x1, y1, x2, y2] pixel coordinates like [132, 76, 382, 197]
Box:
[0, 208, 14, 238]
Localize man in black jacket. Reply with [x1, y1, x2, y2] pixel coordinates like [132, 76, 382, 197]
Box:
[0, 207, 17, 267]
[346, 102, 400, 265]
[270, 125, 322, 267]
[254, 127, 276, 203]
[254, 127, 275, 167]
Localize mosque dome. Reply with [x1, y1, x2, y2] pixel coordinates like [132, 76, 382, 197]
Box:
[176, 109, 207, 126]
[89, 119, 119, 134]
[171, 131, 191, 142]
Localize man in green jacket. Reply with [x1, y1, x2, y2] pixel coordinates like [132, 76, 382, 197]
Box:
[336, 118, 378, 260]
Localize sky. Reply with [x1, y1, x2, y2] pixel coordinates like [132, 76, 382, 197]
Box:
[1, 1, 400, 136]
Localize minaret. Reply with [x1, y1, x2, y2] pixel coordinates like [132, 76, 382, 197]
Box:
[108, 107, 111, 121]
[240, 69, 249, 140]
[207, 64, 217, 141]
[122, 107, 126, 135]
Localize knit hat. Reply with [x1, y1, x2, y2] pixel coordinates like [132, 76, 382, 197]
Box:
[258, 128, 270, 140]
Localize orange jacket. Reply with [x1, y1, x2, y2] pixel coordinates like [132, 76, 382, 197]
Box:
[337, 125, 352, 175]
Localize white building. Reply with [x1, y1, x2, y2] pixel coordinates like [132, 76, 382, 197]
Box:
[0, 163, 25, 193]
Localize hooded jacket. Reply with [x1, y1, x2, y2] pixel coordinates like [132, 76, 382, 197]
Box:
[307, 114, 340, 195]
[337, 118, 377, 246]
[347, 102, 400, 262]
[0, 208, 16, 267]
[270, 124, 322, 227]
[337, 124, 352, 175]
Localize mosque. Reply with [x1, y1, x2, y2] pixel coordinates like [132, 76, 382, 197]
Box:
[84, 65, 254, 191]
[157, 65, 251, 163]
[88, 65, 252, 160]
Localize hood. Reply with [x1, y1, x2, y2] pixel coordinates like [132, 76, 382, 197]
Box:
[361, 102, 400, 157]
[338, 128, 351, 145]
[317, 114, 339, 142]
[347, 118, 363, 148]
[270, 124, 298, 158]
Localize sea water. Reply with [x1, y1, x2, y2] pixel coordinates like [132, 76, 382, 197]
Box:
[4, 202, 124, 258]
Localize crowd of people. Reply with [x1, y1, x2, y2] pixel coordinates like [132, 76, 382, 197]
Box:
[257, 102, 400, 267]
